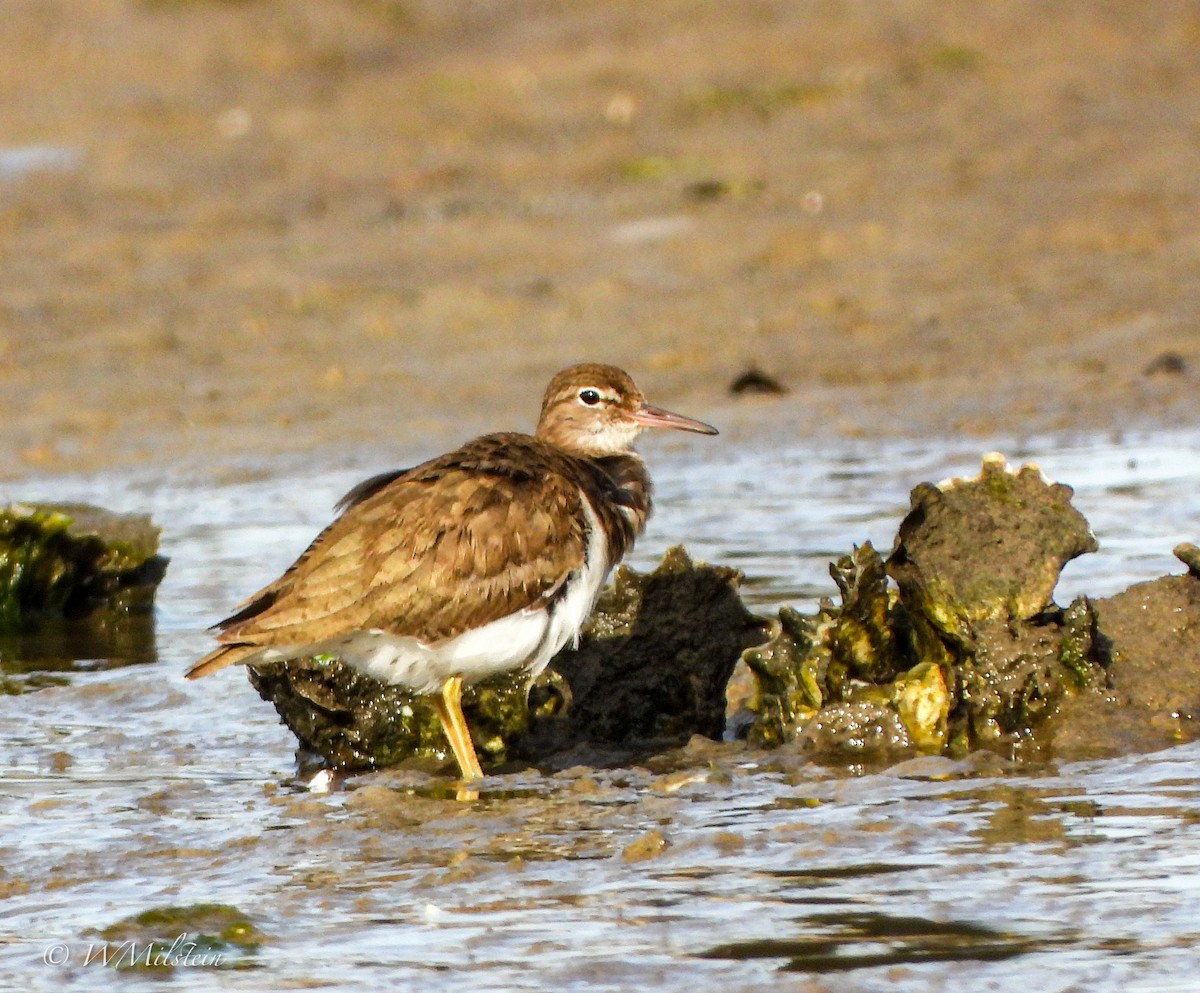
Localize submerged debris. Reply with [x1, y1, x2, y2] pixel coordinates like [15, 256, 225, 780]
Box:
[249, 547, 765, 773]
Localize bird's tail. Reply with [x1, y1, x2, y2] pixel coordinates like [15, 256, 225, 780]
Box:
[185, 643, 261, 680]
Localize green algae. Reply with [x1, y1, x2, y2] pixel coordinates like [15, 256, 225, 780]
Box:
[87, 903, 263, 971]
[0, 502, 167, 625]
[742, 606, 829, 748]
[743, 454, 1108, 760]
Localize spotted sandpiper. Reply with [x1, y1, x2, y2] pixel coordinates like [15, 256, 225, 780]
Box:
[186, 363, 718, 780]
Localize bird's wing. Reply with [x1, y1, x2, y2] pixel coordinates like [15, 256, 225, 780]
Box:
[332, 467, 412, 514]
[214, 462, 588, 649]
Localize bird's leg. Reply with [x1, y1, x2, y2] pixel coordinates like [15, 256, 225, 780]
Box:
[431, 674, 484, 782]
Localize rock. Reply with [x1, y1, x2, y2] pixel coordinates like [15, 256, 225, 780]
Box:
[740, 604, 829, 748]
[621, 828, 670, 862]
[886, 453, 1097, 639]
[87, 903, 264, 970]
[249, 546, 767, 772]
[742, 455, 1108, 761]
[1049, 565, 1200, 757]
[728, 366, 787, 396]
[538, 546, 767, 749]
[0, 502, 167, 623]
[0, 502, 166, 685]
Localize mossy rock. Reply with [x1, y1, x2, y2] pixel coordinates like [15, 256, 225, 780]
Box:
[886, 453, 1097, 643]
[0, 502, 167, 625]
[248, 656, 551, 771]
[742, 455, 1106, 761]
[87, 903, 263, 971]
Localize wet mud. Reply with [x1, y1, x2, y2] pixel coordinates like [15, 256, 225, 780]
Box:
[3, 2, 1200, 479]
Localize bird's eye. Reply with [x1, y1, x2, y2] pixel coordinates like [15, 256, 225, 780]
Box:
[579, 389, 601, 406]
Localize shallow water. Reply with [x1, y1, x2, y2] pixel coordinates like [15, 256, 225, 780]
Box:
[1, 430, 1199, 991]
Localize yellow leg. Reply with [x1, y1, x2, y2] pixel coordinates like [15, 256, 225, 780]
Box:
[431, 675, 484, 782]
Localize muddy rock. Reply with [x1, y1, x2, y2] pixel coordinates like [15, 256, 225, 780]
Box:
[87, 903, 264, 970]
[887, 453, 1098, 641]
[534, 546, 767, 751]
[250, 547, 766, 773]
[1049, 555, 1200, 758]
[743, 455, 1108, 760]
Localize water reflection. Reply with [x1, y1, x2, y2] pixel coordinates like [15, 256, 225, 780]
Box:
[0, 612, 158, 678]
[702, 910, 1054, 972]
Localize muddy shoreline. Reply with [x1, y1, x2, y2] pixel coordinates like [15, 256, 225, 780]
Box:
[2, 1, 1199, 479]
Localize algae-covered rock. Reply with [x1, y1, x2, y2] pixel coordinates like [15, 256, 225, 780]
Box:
[250, 546, 766, 772]
[886, 453, 1097, 642]
[0, 502, 167, 623]
[742, 543, 918, 750]
[87, 903, 263, 970]
[829, 542, 908, 684]
[743, 454, 1107, 760]
[739, 605, 829, 747]
[0, 503, 166, 685]
[248, 656, 549, 771]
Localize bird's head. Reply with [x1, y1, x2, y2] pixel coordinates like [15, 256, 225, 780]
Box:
[535, 363, 718, 458]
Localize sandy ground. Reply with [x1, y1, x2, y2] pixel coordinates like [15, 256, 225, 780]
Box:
[1, 0, 1198, 479]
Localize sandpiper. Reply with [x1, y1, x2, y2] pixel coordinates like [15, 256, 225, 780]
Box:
[186, 363, 718, 780]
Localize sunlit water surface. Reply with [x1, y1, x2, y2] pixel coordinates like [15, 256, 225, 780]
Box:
[1, 430, 1199, 992]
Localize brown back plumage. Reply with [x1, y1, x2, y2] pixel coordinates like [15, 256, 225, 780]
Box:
[187, 362, 715, 681]
[185, 433, 650, 678]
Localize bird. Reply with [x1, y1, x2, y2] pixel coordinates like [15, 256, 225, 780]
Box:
[185, 363, 718, 781]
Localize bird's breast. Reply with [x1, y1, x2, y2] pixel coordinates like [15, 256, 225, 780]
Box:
[542, 492, 612, 658]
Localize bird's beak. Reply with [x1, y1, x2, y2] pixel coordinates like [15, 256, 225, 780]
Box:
[632, 402, 719, 436]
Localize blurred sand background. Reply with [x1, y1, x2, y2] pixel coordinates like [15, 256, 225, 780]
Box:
[0, 0, 1197, 477]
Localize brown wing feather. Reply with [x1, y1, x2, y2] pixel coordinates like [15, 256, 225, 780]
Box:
[185, 643, 263, 679]
[206, 434, 589, 654]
